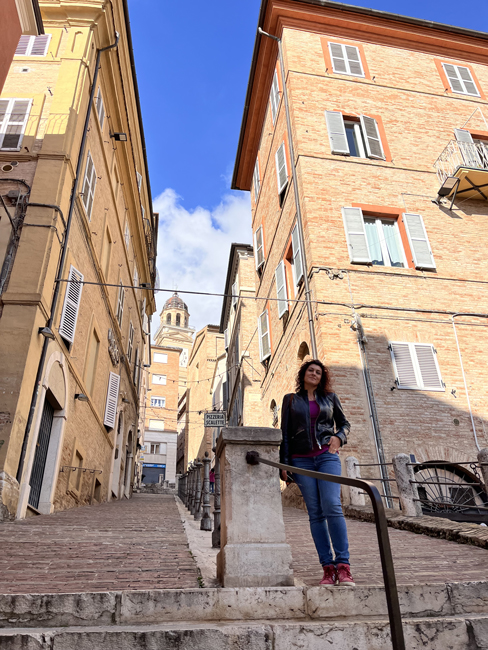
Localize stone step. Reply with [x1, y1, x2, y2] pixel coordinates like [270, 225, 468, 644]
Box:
[1, 581, 487, 629]
[1, 614, 488, 650]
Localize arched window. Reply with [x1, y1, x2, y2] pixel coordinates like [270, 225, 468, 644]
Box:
[297, 341, 310, 364]
[185, 317, 188, 327]
[270, 399, 279, 427]
[176, 313, 181, 326]
[166, 313, 171, 324]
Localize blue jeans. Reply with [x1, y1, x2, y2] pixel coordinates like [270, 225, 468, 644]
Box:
[291, 452, 350, 566]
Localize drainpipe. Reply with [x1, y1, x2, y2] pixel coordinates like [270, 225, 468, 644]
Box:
[258, 28, 318, 359]
[16, 33, 120, 486]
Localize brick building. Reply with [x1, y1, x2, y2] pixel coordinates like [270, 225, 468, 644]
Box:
[231, 0, 488, 510]
[220, 243, 265, 429]
[0, 0, 156, 519]
[140, 344, 180, 485]
[182, 325, 225, 469]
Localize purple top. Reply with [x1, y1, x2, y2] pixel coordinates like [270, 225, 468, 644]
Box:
[291, 399, 329, 458]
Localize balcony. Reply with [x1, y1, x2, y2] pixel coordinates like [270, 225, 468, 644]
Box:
[434, 140, 488, 201]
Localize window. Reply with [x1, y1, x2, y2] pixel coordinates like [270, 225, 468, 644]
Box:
[253, 158, 260, 199]
[270, 70, 280, 123]
[101, 228, 112, 279]
[149, 420, 165, 431]
[166, 313, 171, 324]
[275, 260, 288, 319]
[176, 313, 181, 326]
[81, 151, 97, 219]
[74, 451, 83, 492]
[341, 207, 436, 270]
[104, 372, 120, 428]
[127, 322, 134, 363]
[153, 352, 168, 363]
[363, 217, 406, 268]
[0, 98, 32, 150]
[136, 171, 142, 192]
[133, 266, 139, 289]
[124, 221, 130, 249]
[328, 42, 364, 77]
[231, 280, 238, 308]
[59, 265, 84, 345]
[442, 63, 480, 97]
[258, 309, 271, 362]
[133, 347, 140, 387]
[15, 34, 51, 57]
[325, 111, 385, 160]
[95, 87, 105, 129]
[224, 327, 229, 350]
[152, 374, 167, 385]
[150, 443, 161, 453]
[275, 142, 288, 196]
[84, 328, 100, 395]
[254, 226, 265, 270]
[291, 223, 304, 287]
[116, 281, 125, 327]
[151, 396, 166, 408]
[389, 342, 444, 391]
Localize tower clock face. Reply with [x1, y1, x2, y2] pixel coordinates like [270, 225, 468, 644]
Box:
[180, 349, 188, 367]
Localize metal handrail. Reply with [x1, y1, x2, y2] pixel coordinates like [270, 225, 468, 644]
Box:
[246, 450, 405, 650]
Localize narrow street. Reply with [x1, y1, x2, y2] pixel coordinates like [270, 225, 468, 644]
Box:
[0, 494, 487, 594]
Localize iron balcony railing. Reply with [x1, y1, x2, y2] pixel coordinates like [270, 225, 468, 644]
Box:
[246, 451, 406, 650]
[434, 139, 488, 185]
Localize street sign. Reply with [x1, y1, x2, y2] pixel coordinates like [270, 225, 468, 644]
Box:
[204, 412, 226, 428]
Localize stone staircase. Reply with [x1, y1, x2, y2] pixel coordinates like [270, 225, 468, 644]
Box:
[1, 581, 487, 649]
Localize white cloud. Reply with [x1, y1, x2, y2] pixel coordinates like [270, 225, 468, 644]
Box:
[152, 188, 252, 334]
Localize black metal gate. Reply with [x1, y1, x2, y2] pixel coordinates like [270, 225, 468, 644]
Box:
[28, 398, 54, 509]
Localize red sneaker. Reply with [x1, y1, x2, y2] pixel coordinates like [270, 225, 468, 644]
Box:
[336, 563, 355, 586]
[320, 564, 337, 585]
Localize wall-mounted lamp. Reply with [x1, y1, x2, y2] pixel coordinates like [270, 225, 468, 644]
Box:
[434, 176, 460, 209]
[74, 393, 89, 402]
[110, 132, 127, 142]
[38, 326, 55, 340]
[143, 364, 151, 368]
[139, 282, 151, 289]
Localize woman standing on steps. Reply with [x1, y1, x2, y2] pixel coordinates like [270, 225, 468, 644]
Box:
[279, 359, 355, 586]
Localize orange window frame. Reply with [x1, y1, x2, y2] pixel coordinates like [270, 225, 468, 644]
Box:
[434, 59, 486, 100]
[351, 203, 415, 270]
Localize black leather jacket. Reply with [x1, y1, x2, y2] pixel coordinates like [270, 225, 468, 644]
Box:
[279, 390, 350, 465]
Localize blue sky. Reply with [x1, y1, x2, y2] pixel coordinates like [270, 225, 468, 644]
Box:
[128, 0, 486, 330]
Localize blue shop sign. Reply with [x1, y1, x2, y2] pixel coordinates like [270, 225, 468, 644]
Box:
[143, 463, 166, 468]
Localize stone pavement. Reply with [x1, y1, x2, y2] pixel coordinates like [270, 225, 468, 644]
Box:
[283, 506, 488, 586]
[0, 494, 199, 594]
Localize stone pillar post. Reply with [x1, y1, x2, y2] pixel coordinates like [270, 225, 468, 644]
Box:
[392, 453, 422, 517]
[212, 446, 221, 548]
[201, 452, 212, 531]
[188, 464, 196, 512]
[216, 426, 294, 588]
[194, 458, 203, 520]
[345, 456, 366, 506]
[478, 448, 488, 490]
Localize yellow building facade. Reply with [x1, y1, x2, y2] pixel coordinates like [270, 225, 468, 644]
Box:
[0, 0, 156, 520]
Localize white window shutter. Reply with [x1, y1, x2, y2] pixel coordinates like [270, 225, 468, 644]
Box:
[15, 36, 31, 56]
[30, 35, 51, 56]
[443, 64, 479, 96]
[258, 310, 271, 361]
[127, 322, 134, 363]
[360, 115, 385, 160]
[254, 227, 265, 269]
[325, 111, 349, 155]
[104, 372, 120, 428]
[457, 66, 479, 96]
[402, 213, 436, 270]
[291, 223, 303, 286]
[224, 328, 229, 350]
[232, 281, 238, 307]
[253, 158, 260, 199]
[136, 171, 142, 192]
[275, 260, 288, 318]
[454, 129, 474, 144]
[0, 99, 32, 150]
[329, 43, 348, 74]
[414, 344, 443, 391]
[275, 142, 288, 193]
[133, 348, 139, 386]
[390, 343, 418, 389]
[59, 265, 84, 343]
[344, 45, 364, 76]
[341, 207, 371, 264]
[81, 152, 97, 219]
[96, 88, 104, 129]
[443, 64, 464, 93]
[270, 70, 280, 123]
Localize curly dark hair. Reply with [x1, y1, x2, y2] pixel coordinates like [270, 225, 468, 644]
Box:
[295, 359, 332, 395]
